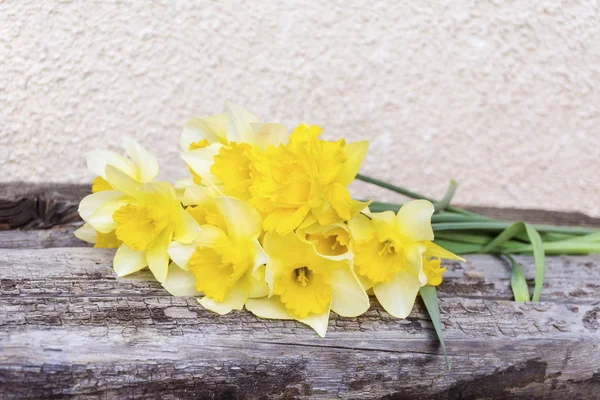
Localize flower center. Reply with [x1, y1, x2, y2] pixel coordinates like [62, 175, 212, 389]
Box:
[294, 266, 311, 287]
[113, 204, 168, 251]
[378, 240, 396, 256]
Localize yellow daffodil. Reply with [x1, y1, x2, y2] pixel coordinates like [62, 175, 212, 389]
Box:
[163, 187, 268, 315]
[78, 166, 200, 283]
[87, 138, 159, 193]
[180, 102, 288, 192]
[245, 231, 369, 337]
[248, 124, 370, 233]
[349, 200, 463, 318]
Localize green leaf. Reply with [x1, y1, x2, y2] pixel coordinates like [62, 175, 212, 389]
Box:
[524, 224, 545, 302]
[433, 240, 482, 254]
[433, 180, 457, 213]
[503, 254, 530, 302]
[479, 222, 546, 302]
[419, 285, 450, 370]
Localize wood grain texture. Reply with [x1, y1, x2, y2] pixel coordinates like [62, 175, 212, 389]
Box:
[1, 247, 599, 399]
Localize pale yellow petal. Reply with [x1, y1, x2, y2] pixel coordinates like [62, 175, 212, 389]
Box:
[405, 242, 428, 286]
[373, 269, 421, 318]
[181, 144, 222, 184]
[251, 122, 289, 149]
[86, 150, 137, 179]
[105, 165, 142, 198]
[167, 241, 198, 271]
[180, 113, 228, 150]
[348, 213, 375, 243]
[123, 138, 159, 182]
[173, 208, 201, 243]
[182, 185, 213, 207]
[74, 223, 96, 244]
[336, 140, 368, 186]
[162, 262, 201, 297]
[146, 229, 172, 283]
[87, 199, 125, 233]
[252, 239, 269, 269]
[198, 278, 249, 315]
[299, 306, 331, 338]
[330, 265, 370, 317]
[78, 190, 124, 222]
[245, 296, 291, 319]
[396, 199, 435, 242]
[424, 242, 466, 262]
[113, 244, 147, 277]
[214, 196, 262, 242]
[248, 265, 270, 298]
[225, 101, 260, 144]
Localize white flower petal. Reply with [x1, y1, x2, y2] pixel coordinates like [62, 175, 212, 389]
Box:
[162, 262, 201, 297]
[396, 200, 435, 242]
[86, 150, 137, 179]
[167, 241, 198, 271]
[214, 196, 262, 242]
[330, 265, 370, 317]
[73, 223, 96, 244]
[113, 244, 147, 277]
[123, 138, 159, 182]
[225, 101, 260, 144]
[198, 278, 248, 315]
[373, 269, 421, 318]
[78, 190, 124, 222]
[146, 229, 172, 283]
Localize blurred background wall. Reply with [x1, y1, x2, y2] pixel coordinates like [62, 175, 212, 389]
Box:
[1, 1, 599, 215]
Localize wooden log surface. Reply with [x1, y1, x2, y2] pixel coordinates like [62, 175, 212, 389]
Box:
[1, 183, 600, 399]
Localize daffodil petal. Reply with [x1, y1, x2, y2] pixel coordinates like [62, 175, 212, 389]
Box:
[123, 138, 159, 182]
[396, 199, 435, 242]
[167, 241, 198, 271]
[113, 244, 147, 277]
[425, 242, 466, 262]
[214, 196, 262, 242]
[146, 229, 172, 283]
[86, 150, 137, 179]
[263, 205, 310, 234]
[198, 278, 248, 315]
[74, 223, 96, 244]
[181, 144, 222, 184]
[251, 122, 289, 149]
[373, 269, 421, 318]
[180, 113, 228, 150]
[299, 306, 331, 338]
[162, 262, 201, 297]
[105, 165, 142, 198]
[182, 185, 213, 207]
[248, 265, 269, 298]
[245, 296, 291, 319]
[87, 199, 125, 233]
[330, 265, 370, 317]
[173, 208, 201, 243]
[225, 101, 260, 144]
[336, 140, 368, 186]
[405, 243, 428, 286]
[348, 213, 375, 243]
[252, 239, 269, 269]
[78, 190, 124, 222]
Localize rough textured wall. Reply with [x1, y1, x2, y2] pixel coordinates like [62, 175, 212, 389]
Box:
[1, 1, 599, 215]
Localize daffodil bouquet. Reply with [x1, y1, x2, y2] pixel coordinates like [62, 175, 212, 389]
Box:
[76, 103, 600, 367]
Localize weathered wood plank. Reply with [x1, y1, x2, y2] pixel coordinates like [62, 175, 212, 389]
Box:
[1, 248, 599, 399]
[0, 225, 89, 249]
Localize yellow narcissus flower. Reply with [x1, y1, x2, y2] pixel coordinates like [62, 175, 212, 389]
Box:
[248, 124, 370, 234]
[245, 231, 369, 337]
[298, 222, 352, 261]
[78, 166, 200, 283]
[349, 200, 463, 318]
[75, 139, 161, 248]
[180, 102, 288, 192]
[164, 187, 268, 315]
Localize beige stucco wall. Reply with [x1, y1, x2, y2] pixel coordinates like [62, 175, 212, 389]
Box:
[1, 1, 599, 215]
